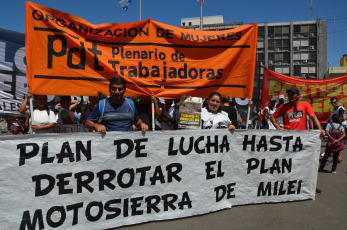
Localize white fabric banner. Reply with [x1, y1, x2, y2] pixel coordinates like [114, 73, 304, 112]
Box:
[0, 129, 321, 229]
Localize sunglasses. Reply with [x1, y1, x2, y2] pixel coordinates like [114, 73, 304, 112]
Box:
[331, 101, 337, 104]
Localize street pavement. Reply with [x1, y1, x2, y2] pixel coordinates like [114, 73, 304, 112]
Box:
[113, 141, 347, 230]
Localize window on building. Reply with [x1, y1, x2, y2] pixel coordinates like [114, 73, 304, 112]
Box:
[293, 39, 301, 47]
[268, 27, 274, 37]
[274, 26, 282, 37]
[309, 52, 317, 60]
[182, 22, 185, 26]
[275, 39, 282, 48]
[282, 26, 290, 37]
[301, 25, 309, 33]
[309, 38, 317, 47]
[283, 39, 290, 50]
[294, 25, 301, 33]
[268, 53, 275, 64]
[275, 67, 283, 73]
[294, 65, 301, 76]
[258, 27, 264, 38]
[309, 66, 316, 73]
[268, 40, 274, 50]
[257, 41, 264, 49]
[309, 25, 317, 33]
[293, 53, 300, 60]
[283, 53, 290, 64]
[275, 53, 283, 62]
[257, 53, 265, 62]
[301, 52, 309, 60]
[188, 22, 192, 26]
[282, 67, 290, 74]
[301, 39, 309, 46]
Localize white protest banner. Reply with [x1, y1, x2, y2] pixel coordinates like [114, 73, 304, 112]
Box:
[0, 129, 321, 229]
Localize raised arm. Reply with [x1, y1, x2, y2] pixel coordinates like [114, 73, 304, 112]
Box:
[19, 91, 32, 116]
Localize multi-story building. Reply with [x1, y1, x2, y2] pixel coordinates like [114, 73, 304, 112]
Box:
[328, 54, 347, 78]
[181, 16, 327, 105]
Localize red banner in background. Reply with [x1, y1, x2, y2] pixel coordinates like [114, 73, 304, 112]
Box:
[261, 67, 347, 123]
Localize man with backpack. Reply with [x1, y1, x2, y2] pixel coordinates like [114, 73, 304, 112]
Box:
[85, 76, 148, 134]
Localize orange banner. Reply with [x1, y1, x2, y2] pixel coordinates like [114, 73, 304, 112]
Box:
[26, 2, 257, 98]
[261, 67, 347, 123]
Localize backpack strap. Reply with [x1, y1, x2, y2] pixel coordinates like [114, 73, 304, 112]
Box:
[98, 98, 135, 123]
[98, 98, 106, 123]
[330, 122, 335, 130]
[124, 98, 135, 117]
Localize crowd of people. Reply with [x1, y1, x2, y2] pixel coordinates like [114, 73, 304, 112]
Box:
[0, 76, 346, 191]
[3, 76, 245, 135]
[1, 77, 344, 138]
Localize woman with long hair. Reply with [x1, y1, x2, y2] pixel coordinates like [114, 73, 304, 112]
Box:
[19, 91, 56, 133]
[202, 92, 235, 130]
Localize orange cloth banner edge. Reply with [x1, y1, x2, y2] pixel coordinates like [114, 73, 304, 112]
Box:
[26, 2, 257, 99]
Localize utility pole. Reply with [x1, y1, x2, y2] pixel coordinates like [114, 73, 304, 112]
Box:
[310, 0, 314, 20]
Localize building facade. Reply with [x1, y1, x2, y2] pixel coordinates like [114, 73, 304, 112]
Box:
[181, 17, 327, 105]
[340, 54, 347, 67]
[328, 54, 347, 78]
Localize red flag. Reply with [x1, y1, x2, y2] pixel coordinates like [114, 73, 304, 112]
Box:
[197, 0, 204, 7]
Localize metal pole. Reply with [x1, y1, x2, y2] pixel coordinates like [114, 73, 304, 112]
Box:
[246, 102, 250, 129]
[151, 99, 155, 131]
[257, 61, 262, 129]
[200, 1, 203, 31]
[29, 97, 35, 134]
[139, 0, 141, 21]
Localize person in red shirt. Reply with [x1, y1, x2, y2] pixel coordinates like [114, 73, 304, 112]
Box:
[270, 86, 325, 194]
[270, 86, 325, 136]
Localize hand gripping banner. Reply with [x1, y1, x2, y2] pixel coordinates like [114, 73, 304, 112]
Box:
[260, 67, 347, 123]
[26, 2, 257, 98]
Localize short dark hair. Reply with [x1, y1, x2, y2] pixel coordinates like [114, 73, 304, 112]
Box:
[221, 94, 230, 104]
[33, 95, 47, 100]
[331, 113, 340, 123]
[330, 97, 337, 103]
[60, 96, 71, 103]
[109, 76, 126, 91]
[269, 98, 276, 103]
[286, 86, 300, 95]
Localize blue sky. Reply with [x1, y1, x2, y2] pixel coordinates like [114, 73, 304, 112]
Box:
[1, 0, 346, 68]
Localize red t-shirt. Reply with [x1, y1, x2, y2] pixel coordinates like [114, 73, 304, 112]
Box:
[272, 101, 314, 130]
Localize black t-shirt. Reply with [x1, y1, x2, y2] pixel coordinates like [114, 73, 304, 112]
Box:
[135, 101, 151, 129]
[222, 106, 239, 129]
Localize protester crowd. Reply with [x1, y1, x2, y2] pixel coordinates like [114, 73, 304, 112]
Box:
[1, 76, 346, 181]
